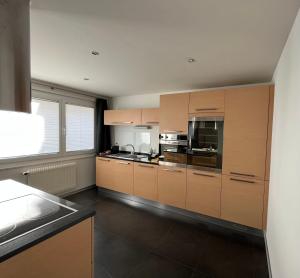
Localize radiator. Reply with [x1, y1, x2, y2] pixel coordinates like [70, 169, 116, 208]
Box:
[23, 162, 77, 195]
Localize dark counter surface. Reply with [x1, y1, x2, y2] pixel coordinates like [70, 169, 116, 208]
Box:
[97, 153, 159, 165]
[0, 179, 95, 263]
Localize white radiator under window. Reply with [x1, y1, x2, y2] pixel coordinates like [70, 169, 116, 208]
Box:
[23, 162, 77, 194]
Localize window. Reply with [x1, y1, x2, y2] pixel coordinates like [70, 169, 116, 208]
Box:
[65, 104, 95, 152]
[0, 98, 59, 159]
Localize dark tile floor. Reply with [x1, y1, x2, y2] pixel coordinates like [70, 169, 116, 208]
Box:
[67, 188, 269, 278]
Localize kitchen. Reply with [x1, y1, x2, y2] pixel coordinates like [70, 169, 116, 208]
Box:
[1, 1, 300, 278]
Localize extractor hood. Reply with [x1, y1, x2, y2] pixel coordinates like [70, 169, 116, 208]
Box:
[0, 0, 31, 113]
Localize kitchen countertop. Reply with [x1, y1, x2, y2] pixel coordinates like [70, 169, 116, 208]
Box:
[0, 179, 95, 263]
[97, 153, 159, 165]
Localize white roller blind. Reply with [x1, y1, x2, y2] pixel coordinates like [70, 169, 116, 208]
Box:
[0, 98, 59, 159]
[66, 104, 94, 152]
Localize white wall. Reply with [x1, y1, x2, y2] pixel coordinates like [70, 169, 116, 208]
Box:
[267, 9, 300, 278]
[111, 93, 160, 154]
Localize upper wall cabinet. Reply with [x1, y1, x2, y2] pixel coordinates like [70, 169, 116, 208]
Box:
[189, 90, 225, 113]
[141, 108, 160, 125]
[160, 93, 189, 134]
[104, 109, 142, 125]
[222, 85, 270, 179]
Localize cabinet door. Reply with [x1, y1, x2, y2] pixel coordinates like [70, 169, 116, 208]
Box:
[221, 175, 264, 229]
[134, 163, 158, 201]
[104, 109, 142, 125]
[160, 93, 189, 134]
[142, 108, 160, 125]
[223, 85, 270, 179]
[113, 160, 134, 194]
[186, 169, 221, 218]
[96, 157, 114, 190]
[189, 90, 224, 113]
[158, 166, 187, 209]
[263, 181, 269, 230]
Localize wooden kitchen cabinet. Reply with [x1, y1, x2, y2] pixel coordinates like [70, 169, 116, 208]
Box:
[104, 109, 142, 125]
[0, 218, 94, 278]
[142, 108, 160, 125]
[189, 90, 225, 113]
[134, 163, 158, 201]
[160, 93, 189, 134]
[186, 169, 221, 218]
[96, 157, 115, 190]
[113, 159, 134, 195]
[263, 181, 270, 230]
[158, 165, 187, 209]
[222, 85, 270, 179]
[221, 175, 264, 229]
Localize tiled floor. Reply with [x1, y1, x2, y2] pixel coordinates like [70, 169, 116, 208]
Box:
[67, 188, 269, 278]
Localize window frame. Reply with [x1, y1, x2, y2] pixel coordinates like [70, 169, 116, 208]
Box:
[0, 88, 96, 165]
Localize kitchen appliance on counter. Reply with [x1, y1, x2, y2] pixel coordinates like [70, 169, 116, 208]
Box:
[187, 116, 224, 170]
[159, 133, 188, 165]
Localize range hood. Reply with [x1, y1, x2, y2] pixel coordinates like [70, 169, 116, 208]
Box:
[0, 0, 31, 113]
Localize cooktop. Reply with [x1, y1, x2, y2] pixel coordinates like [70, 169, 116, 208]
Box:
[0, 194, 76, 246]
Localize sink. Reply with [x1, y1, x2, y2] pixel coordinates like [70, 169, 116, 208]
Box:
[107, 153, 147, 160]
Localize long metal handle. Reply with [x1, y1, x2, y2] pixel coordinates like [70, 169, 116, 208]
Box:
[230, 171, 255, 177]
[230, 178, 255, 184]
[98, 158, 110, 162]
[139, 164, 155, 169]
[162, 168, 182, 173]
[163, 130, 184, 133]
[145, 121, 159, 124]
[111, 121, 134, 124]
[118, 161, 131, 165]
[193, 172, 215, 178]
[195, 108, 218, 111]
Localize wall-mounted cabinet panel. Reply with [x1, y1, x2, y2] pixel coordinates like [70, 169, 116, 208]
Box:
[134, 163, 158, 201]
[160, 93, 189, 134]
[223, 85, 270, 179]
[104, 109, 142, 125]
[113, 159, 134, 195]
[158, 166, 187, 209]
[221, 175, 264, 229]
[186, 169, 221, 218]
[96, 157, 114, 190]
[141, 108, 160, 125]
[189, 90, 224, 113]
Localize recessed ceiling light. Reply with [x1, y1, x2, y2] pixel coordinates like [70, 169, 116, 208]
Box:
[187, 58, 196, 63]
[91, 50, 99, 56]
[84, 78, 90, 81]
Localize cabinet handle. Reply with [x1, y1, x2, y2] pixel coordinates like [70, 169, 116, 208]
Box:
[145, 121, 159, 124]
[162, 168, 182, 173]
[98, 158, 110, 162]
[195, 108, 218, 111]
[230, 178, 255, 184]
[118, 161, 131, 165]
[163, 130, 184, 133]
[111, 121, 134, 124]
[193, 172, 215, 178]
[230, 172, 255, 177]
[139, 164, 155, 168]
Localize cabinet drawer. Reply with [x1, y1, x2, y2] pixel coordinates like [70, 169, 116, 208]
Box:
[134, 163, 158, 201]
[113, 160, 134, 194]
[221, 175, 264, 229]
[186, 169, 221, 218]
[158, 166, 187, 209]
[96, 157, 114, 190]
[189, 90, 224, 113]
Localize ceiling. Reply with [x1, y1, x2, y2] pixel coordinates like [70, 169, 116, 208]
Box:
[30, 0, 300, 97]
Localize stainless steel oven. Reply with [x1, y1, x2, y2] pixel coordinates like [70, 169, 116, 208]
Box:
[159, 133, 187, 165]
[187, 116, 224, 170]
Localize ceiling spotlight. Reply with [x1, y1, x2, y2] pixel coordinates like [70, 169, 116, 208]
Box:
[91, 50, 99, 56]
[84, 78, 90, 81]
[187, 58, 196, 63]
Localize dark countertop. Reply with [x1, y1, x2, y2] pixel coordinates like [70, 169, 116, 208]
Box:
[0, 179, 95, 263]
[97, 153, 159, 165]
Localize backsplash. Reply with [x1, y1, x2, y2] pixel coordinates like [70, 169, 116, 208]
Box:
[111, 126, 159, 154]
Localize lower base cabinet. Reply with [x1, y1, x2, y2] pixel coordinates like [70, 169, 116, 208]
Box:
[113, 160, 134, 195]
[221, 175, 264, 229]
[186, 169, 221, 218]
[0, 218, 94, 278]
[96, 157, 114, 190]
[134, 163, 158, 201]
[158, 166, 187, 209]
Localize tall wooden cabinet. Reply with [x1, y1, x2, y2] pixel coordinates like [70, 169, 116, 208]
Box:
[160, 93, 189, 134]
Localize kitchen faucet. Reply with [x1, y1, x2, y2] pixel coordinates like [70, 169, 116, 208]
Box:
[125, 144, 135, 155]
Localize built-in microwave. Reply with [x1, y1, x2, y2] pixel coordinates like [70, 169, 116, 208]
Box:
[187, 116, 224, 170]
